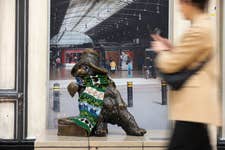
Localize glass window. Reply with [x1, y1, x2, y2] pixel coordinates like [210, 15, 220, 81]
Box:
[48, 0, 169, 139]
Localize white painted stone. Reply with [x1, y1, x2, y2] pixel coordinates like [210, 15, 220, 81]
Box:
[144, 148, 165, 150]
[0, 102, 14, 139]
[0, 0, 15, 89]
[28, 0, 48, 138]
[36, 149, 87, 150]
[90, 148, 141, 150]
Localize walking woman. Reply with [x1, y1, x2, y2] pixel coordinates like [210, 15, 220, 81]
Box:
[151, 0, 221, 149]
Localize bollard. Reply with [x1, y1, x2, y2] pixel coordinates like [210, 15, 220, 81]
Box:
[127, 81, 133, 107]
[161, 80, 167, 105]
[53, 83, 60, 112]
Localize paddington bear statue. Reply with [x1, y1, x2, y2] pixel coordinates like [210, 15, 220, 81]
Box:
[58, 49, 146, 137]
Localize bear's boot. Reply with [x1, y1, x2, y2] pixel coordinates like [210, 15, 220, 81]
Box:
[91, 121, 108, 136]
[117, 109, 147, 136]
[91, 115, 108, 136]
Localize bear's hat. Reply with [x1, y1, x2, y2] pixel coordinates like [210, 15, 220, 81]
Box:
[71, 49, 108, 76]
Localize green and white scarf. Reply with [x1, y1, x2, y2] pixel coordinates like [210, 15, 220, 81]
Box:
[70, 75, 110, 135]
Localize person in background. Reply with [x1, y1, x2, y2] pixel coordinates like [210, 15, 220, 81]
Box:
[127, 57, 133, 78]
[56, 56, 61, 68]
[151, 0, 221, 149]
[120, 51, 128, 70]
[110, 59, 117, 74]
[105, 59, 110, 72]
[74, 55, 78, 64]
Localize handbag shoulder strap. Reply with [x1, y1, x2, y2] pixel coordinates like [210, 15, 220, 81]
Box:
[191, 54, 212, 73]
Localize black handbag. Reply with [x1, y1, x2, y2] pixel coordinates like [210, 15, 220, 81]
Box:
[157, 57, 210, 90]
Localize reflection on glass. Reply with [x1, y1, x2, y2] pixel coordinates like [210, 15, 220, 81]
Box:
[48, 0, 169, 137]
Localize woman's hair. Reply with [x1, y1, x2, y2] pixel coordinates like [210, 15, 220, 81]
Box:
[192, 0, 209, 10]
[182, 0, 209, 11]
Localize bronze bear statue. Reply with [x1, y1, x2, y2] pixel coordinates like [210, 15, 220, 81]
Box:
[58, 49, 146, 137]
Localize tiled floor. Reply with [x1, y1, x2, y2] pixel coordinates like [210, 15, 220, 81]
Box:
[35, 130, 169, 150]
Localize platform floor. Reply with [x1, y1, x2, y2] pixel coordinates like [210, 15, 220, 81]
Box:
[35, 130, 169, 150]
[50, 67, 153, 80]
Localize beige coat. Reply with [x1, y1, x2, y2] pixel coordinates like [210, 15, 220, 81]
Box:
[156, 14, 222, 126]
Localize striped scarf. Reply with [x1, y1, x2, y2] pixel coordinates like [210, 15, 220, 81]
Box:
[70, 75, 110, 135]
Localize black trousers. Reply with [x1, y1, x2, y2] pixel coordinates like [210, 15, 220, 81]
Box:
[168, 121, 212, 150]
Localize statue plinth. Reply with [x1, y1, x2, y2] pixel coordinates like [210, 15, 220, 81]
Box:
[58, 118, 88, 137]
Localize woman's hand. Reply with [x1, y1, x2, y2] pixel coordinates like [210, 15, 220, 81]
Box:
[151, 34, 173, 53]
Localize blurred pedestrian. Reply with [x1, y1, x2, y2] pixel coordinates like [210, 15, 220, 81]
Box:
[151, 0, 221, 149]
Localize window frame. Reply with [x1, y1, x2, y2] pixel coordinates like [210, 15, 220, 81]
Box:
[0, 0, 29, 140]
